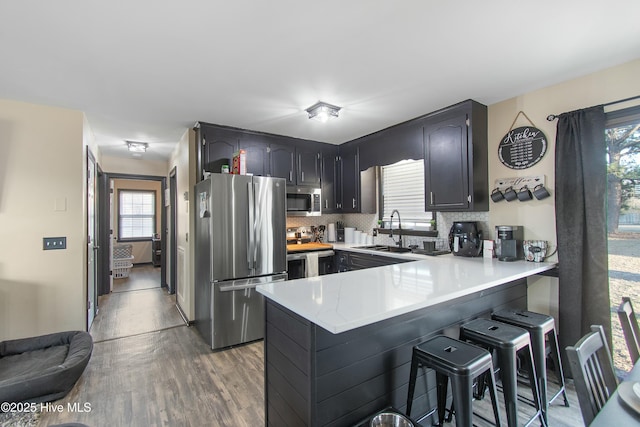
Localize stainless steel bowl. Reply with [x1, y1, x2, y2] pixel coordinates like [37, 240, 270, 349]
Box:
[369, 412, 412, 427]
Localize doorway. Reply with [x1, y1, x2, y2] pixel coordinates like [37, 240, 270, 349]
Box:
[606, 104, 640, 373]
[86, 150, 98, 329]
[98, 173, 167, 295]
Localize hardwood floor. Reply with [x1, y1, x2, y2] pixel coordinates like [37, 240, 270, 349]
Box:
[37, 266, 584, 426]
[112, 264, 162, 293]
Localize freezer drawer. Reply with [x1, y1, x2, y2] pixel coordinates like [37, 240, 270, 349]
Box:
[210, 274, 287, 350]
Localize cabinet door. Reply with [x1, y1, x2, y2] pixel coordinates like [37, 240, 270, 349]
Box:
[269, 142, 295, 184]
[321, 147, 339, 212]
[340, 145, 359, 213]
[201, 126, 239, 172]
[297, 147, 321, 186]
[241, 135, 269, 177]
[424, 114, 469, 210]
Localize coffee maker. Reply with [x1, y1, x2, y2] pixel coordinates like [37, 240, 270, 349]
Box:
[495, 225, 524, 261]
[449, 222, 483, 257]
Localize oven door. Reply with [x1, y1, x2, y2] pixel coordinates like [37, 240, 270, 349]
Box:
[287, 250, 335, 278]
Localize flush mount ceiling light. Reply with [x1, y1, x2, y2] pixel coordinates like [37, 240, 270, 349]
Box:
[127, 141, 148, 153]
[305, 101, 341, 123]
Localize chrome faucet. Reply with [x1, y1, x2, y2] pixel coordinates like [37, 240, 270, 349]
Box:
[390, 209, 402, 248]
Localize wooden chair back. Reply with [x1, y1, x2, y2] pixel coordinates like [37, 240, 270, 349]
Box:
[565, 325, 618, 425]
[617, 297, 640, 364]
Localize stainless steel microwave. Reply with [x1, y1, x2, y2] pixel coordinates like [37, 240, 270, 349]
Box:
[286, 187, 321, 216]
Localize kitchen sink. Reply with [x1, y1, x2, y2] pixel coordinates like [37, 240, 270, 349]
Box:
[354, 245, 412, 253]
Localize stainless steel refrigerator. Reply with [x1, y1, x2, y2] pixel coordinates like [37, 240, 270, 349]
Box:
[194, 174, 287, 350]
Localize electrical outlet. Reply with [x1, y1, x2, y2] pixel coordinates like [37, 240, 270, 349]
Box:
[43, 237, 67, 250]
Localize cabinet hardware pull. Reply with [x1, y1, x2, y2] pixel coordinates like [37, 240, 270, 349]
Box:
[289, 171, 293, 182]
[352, 198, 356, 209]
[301, 171, 305, 182]
[430, 192, 434, 205]
[325, 200, 328, 209]
[468, 195, 472, 203]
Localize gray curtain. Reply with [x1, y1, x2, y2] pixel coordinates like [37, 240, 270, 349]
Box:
[555, 105, 609, 360]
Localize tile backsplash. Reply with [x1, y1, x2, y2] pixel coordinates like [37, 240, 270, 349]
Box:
[286, 210, 490, 248]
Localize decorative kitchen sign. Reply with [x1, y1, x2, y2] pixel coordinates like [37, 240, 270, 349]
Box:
[498, 111, 548, 169]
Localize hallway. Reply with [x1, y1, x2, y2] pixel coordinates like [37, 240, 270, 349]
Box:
[89, 265, 184, 342]
[37, 266, 265, 427]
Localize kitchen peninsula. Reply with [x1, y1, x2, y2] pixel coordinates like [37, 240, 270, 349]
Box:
[256, 247, 556, 426]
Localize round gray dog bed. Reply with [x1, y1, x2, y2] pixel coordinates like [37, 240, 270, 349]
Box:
[0, 331, 93, 405]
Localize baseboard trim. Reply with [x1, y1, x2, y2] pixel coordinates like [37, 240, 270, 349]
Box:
[176, 303, 191, 326]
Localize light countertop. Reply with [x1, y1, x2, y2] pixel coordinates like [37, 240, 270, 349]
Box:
[257, 243, 557, 334]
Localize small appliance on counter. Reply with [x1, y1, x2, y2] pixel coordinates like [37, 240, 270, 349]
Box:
[336, 221, 345, 242]
[449, 221, 483, 257]
[495, 225, 524, 261]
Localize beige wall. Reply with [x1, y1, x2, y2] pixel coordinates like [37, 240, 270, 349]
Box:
[100, 155, 168, 176]
[0, 99, 87, 340]
[488, 58, 640, 319]
[168, 129, 197, 319]
[112, 179, 163, 264]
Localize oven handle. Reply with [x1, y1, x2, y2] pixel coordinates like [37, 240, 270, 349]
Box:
[286, 250, 334, 261]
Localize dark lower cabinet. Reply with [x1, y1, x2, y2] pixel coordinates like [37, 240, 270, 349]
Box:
[335, 250, 409, 272]
[264, 279, 527, 426]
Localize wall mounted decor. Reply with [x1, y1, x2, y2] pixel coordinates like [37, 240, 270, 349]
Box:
[492, 175, 551, 202]
[498, 111, 548, 169]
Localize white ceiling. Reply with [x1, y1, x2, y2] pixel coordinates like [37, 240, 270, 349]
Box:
[1, 1, 639, 162]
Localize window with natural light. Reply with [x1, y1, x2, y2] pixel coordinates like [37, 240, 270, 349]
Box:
[118, 190, 156, 240]
[381, 159, 433, 229]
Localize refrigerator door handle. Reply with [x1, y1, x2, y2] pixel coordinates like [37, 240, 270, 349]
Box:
[247, 181, 255, 272]
[219, 282, 258, 292]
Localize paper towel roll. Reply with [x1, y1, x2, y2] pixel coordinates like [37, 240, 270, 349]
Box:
[353, 230, 362, 244]
[327, 223, 336, 242]
[344, 227, 355, 243]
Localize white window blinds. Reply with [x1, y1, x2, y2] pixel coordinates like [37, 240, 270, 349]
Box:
[119, 190, 156, 239]
[382, 159, 432, 222]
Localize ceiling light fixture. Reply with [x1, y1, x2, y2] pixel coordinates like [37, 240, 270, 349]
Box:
[305, 101, 341, 123]
[127, 141, 148, 153]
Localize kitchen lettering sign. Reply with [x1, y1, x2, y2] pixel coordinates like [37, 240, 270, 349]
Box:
[498, 126, 547, 169]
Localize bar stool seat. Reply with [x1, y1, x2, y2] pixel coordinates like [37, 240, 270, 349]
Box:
[406, 335, 502, 427]
[460, 318, 544, 427]
[492, 310, 569, 424]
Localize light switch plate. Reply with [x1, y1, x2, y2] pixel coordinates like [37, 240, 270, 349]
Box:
[43, 237, 66, 250]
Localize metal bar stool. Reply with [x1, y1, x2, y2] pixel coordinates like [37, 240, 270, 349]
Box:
[492, 310, 569, 424]
[460, 318, 545, 427]
[406, 335, 502, 427]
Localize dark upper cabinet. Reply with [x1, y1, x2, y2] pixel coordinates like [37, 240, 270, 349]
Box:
[270, 140, 321, 186]
[296, 145, 321, 186]
[423, 100, 488, 211]
[269, 141, 296, 184]
[321, 145, 339, 213]
[359, 122, 423, 171]
[340, 144, 359, 213]
[338, 143, 375, 214]
[240, 134, 270, 177]
[200, 125, 240, 174]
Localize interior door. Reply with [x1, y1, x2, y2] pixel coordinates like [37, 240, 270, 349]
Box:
[169, 168, 177, 294]
[87, 150, 98, 329]
[109, 179, 114, 293]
